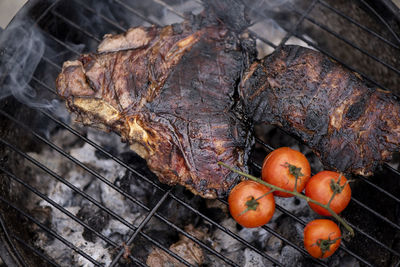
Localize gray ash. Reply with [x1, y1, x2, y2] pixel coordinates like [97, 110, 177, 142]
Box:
[2, 0, 399, 266]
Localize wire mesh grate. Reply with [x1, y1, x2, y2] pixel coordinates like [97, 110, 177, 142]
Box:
[0, 0, 399, 266]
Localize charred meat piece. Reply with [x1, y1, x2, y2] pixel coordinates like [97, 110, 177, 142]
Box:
[57, 18, 400, 197]
[241, 45, 400, 176]
[56, 17, 254, 198]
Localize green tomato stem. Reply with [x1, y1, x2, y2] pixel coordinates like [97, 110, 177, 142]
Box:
[316, 236, 342, 258]
[218, 161, 355, 237]
[284, 162, 304, 192]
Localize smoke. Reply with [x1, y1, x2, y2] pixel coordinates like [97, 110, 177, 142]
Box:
[0, 17, 52, 108]
[0, 0, 310, 110]
[0, 0, 180, 111]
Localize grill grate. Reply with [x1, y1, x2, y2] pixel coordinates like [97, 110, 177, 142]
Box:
[1, 0, 400, 266]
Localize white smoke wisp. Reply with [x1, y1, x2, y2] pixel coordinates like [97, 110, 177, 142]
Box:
[0, 18, 52, 108]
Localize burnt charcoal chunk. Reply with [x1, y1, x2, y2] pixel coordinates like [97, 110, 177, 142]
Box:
[77, 205, 110, 243]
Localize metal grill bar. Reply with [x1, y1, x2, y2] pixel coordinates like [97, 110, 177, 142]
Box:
[254, 136, 400, 205]
[1, 166, 150, 266]
[152, 0, 185, 19]
[218, 197, 329, 266]
[31, 76, 57, 94]
[40, 109, 165, 192]
[43, 31, 82, 55]
[295, 9, 400, 76]
[0, 109, 193, 267]
[32, 0, 62, 27]
[0, 137, 138, 232]
[359, 0, 400, 44]
[384, 163, 400, 177]
[73, 0, 126, 32]
[272, 188, 397, 266]
[26, 12, 318, 266]
[3, 0, 398, 265]
[110, 189, 174, 267]
[29, 68, 290, 266]
[290, 31, 393, 92]
[29, 69, 288, 265]
[138, 231, 193, 267]
[152, 211, 241, 267]
[249, 29, 277, 48]
[0, 214, 27, 267]
[42, 100, 284, 266]
[166, 195, 284, 266]
[0, 127, 203, 267]
[0, 109, 247, 266]
[41, 56, 61, 71]
[0, 167, 120, 248]
[113, 0, 160, 26]
[345, 220, 400, 257]
[12, 234, 60, 267]
[0, 167, 130, 251]
[21, 78, 165, 194]
[0, 110, 152, 214]
[45, 0, 400, 264]
[260, 224, 329, 266]
[0, 195, 102, 266]
[39, 102, 284, 265]
[123, 256, 147, 267]
[51, 10, 102, 42]
[318, 0, 399, 49]
[357, 175, 400, 203]
[351, 198, 400, 230]
[240, 0, 396, 93]
[278, 0, 318, 47]
[249, 160, 398, 263]
[30, 40, 311, 266]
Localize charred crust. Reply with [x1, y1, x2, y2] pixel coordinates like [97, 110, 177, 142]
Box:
[345, 94, 369, 121]
[242, 45, 400, 176]
[172, 23, 183, 34]
[305, 110, 329, 133]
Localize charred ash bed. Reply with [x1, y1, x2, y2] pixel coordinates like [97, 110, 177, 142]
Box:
[0, 0, 400, 266]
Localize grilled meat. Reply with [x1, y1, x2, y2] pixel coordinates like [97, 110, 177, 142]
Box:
[56, 17, 255, 198]
[56, 13, 400, 197]
[240, 45, 400, 176]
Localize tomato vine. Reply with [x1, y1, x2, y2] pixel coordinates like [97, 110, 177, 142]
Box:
[218, 161, 355, 237]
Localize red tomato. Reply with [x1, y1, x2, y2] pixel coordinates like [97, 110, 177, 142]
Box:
[261, 147, 311, 197]
[304, 219, 341, 258]
[228, 180, 275, 228]
[305, 171, 351, 216]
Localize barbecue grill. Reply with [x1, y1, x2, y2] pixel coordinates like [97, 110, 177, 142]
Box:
[1, 0, 400, 266]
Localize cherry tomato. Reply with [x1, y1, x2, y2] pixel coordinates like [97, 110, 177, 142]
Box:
[304, 219, 341, 258]
[261, 147, 311, 197]
[228, 180, 275, 228]
[305, 171, 351, 216]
